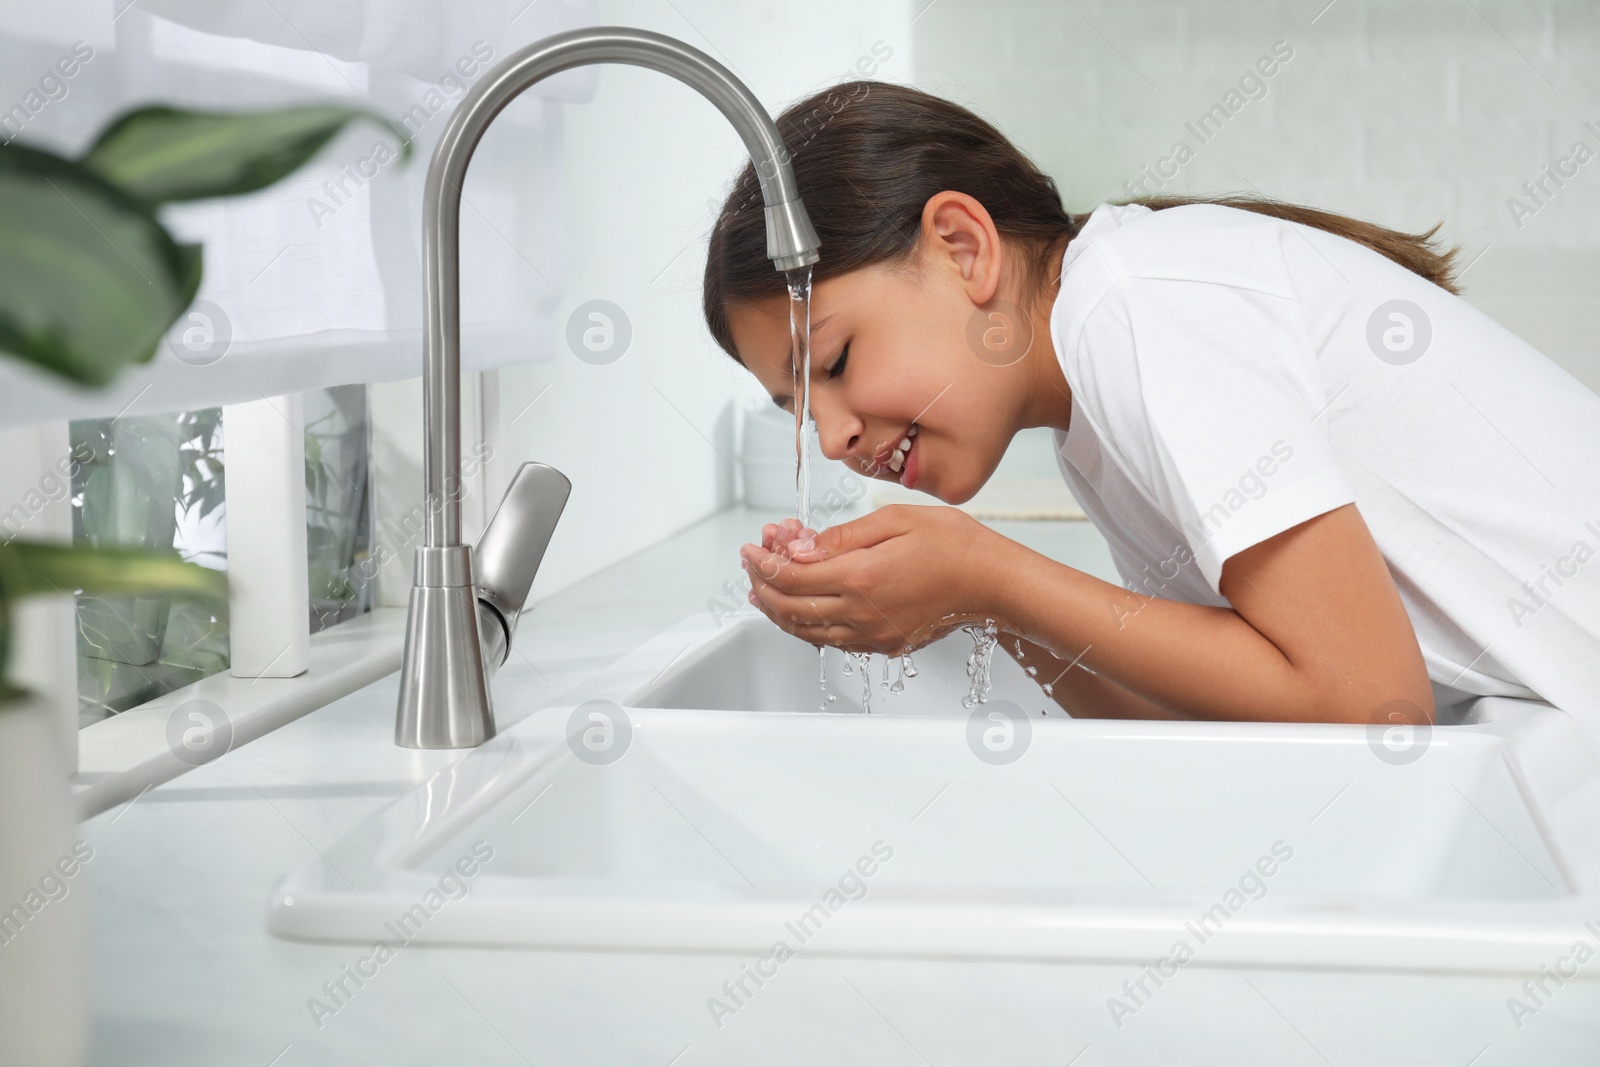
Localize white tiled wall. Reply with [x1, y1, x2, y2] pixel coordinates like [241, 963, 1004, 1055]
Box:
[913, 0, 1600, 391]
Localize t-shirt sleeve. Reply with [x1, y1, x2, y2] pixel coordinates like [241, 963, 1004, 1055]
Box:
[1067, 274, 1356, 596]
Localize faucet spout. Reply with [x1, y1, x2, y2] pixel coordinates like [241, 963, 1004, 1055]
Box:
[396, 27, 819, 749]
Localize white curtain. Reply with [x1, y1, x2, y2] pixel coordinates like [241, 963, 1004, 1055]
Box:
[0, 0, 598, 428]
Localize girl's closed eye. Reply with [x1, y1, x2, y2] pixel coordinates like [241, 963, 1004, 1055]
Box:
[829, 343, 850, 379]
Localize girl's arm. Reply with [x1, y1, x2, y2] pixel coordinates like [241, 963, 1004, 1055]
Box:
[988, 503, 1436, 725]
[744, 502, 1436, 727]
[1002, 635, 1189, 720]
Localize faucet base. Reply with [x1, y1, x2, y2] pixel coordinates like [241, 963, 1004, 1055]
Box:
[395, 546, 495, 749]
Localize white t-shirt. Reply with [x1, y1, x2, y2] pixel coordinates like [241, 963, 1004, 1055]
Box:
[1049, 201, 1600, 731]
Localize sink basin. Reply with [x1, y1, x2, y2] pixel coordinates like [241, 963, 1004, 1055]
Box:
[632, 607, 1043, 715]
[269, 611, 1600, 972]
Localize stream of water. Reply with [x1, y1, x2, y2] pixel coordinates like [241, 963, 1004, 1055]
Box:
[785, 267, 830, 710]
[785, 267, 814, 531]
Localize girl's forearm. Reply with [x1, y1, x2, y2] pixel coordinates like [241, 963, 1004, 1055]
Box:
[984, 539, 1336, 724]
[1002, 635, 1188, 720]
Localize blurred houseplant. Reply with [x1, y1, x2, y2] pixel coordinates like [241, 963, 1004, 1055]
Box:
[71, 407, 230, 720]
[0, 103, 406, 1066]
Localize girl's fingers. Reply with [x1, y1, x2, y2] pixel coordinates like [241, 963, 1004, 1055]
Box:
[742, 545, 843, 594]
[748, 574, 846, 626]
[744, 548, 785, 582]
[790, 507, 911, 561]
[746, 581, 893, 654]
[770, 520, 810, 553]
[789, 621, 889, 655]
[760, 519, 806, 553]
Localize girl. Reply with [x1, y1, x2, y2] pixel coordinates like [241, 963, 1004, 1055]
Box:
[711, 82, 1600, 736]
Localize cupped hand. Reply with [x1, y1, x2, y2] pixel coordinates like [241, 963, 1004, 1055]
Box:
[749, 518, 819, 584]
[739, 504, 1013, 655]
[760, 517, 816, 558]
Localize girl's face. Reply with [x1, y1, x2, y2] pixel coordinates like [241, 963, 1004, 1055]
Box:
[725, 197, 1070, 505]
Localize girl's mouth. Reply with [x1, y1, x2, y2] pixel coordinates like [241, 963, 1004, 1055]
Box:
[886, 424, 919, 489]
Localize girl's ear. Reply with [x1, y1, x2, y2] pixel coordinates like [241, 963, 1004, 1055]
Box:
[919, 190, 1004, 306]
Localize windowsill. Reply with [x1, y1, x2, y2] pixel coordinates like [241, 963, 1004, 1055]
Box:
[71, 606, 408, 820]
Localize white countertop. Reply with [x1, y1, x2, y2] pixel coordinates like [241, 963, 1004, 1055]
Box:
[82, 504, 1600, 1066]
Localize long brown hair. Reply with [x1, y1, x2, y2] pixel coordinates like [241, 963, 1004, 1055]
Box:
[703, 81, 1461, 361]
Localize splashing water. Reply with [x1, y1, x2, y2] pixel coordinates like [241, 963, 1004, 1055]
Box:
[961, 619, 1001, 709]
[1011, 635, 1038, 676]
[845, 652, 875, 713]
[832, 652, 881, 713]
[889, 654, 908, 695]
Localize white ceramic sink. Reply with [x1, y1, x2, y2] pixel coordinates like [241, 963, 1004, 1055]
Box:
[269, 611, 1600, 973]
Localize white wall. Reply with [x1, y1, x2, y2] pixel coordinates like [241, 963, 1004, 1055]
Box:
[913, 0, 1600, 394]
[494, 0, 916, 605]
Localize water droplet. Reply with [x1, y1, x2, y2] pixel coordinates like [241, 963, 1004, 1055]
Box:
[842, 651, 873, 713]
[817, 645, 832, 707]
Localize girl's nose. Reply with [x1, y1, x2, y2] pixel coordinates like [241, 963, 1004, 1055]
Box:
[809, 392, 862, 462]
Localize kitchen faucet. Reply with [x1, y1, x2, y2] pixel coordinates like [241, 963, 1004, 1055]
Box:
[395, 26, 822, 748]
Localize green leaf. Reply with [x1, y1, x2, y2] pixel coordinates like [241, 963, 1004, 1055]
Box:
[83, 105, 412, 205]
[0, 144, 202, 387]
[0, 541, 227, 606]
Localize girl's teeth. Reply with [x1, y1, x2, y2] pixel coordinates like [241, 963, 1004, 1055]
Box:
[873, 425, 916, 476]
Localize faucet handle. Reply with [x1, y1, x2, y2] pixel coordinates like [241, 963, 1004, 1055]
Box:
[473, 461, 571, 669]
